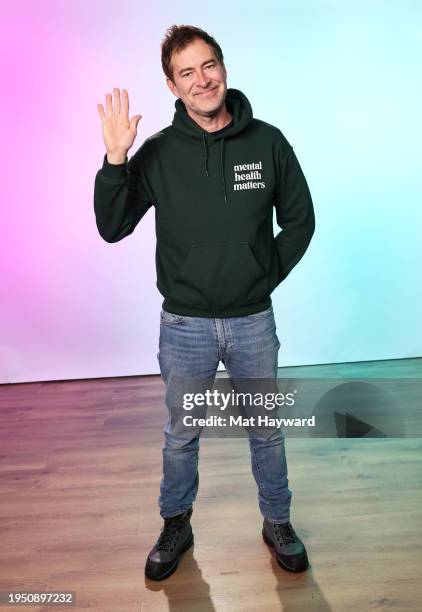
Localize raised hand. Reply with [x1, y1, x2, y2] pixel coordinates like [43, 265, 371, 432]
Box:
[97, 88, 142, 163]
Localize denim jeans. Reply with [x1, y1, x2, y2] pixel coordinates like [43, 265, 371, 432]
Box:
[157, 304, 292, 524]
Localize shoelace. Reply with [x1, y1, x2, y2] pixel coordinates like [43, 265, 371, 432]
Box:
[274, 521, 297, 544]
[156, 517, 185, 552]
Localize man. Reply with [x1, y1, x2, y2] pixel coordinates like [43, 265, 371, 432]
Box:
[95, 25, 315, 581]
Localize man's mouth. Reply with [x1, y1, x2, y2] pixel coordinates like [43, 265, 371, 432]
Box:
[195, 88, 218, 97]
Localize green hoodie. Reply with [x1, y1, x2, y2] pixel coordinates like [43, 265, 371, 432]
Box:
[94, 88, 315, 317]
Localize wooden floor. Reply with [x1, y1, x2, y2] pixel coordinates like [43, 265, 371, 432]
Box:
[0, 358, 421, 611]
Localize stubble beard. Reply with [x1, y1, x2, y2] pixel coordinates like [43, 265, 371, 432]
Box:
[190, 84, 227, 119]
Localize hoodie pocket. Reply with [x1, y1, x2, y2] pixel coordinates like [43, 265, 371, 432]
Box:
[173, 241, 269, 309]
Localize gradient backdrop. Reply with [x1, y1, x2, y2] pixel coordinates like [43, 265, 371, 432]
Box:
[0, 0, 420, 384]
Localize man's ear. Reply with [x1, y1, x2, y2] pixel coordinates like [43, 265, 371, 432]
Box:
[166, 77, 179, 98]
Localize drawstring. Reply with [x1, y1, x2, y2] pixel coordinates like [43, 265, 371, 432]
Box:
[220, 138, 227, 204]
[202, 132, 209, 177]
[202, 132, 228, 205]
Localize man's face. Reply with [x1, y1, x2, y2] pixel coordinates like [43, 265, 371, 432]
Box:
[166, 37, 228, 119]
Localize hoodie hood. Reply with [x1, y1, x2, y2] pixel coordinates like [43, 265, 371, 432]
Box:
[172, 87, 253, 139]
[172, 88, 253, 203]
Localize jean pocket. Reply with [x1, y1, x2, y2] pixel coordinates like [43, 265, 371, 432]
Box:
[160, 309, 184, 325]
[247, 305, 274, 319]
[173, 241, 269, 309]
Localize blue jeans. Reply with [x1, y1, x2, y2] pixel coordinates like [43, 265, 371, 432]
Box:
[157, 304, 292, 524]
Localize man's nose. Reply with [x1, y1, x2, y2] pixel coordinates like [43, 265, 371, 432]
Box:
[196, 70, 211, 87]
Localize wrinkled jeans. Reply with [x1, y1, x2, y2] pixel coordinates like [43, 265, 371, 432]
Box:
[157, 304, 292, 523]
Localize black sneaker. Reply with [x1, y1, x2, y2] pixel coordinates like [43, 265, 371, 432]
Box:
[262, 519, 309, 572]
[145, 508, 194, 581]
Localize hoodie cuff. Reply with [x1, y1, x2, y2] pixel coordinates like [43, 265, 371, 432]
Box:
[101, 153, 128, 179]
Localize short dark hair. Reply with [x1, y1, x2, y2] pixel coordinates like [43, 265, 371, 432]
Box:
[161, 24, 224, 82]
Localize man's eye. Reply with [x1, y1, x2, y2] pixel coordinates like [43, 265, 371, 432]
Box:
[206, 64, 215, 69]
[183, 72, 192, 78]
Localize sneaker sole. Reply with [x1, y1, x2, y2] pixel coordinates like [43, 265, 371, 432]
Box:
[262, 529, 309, 573]
[145, 533, 194, 581]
